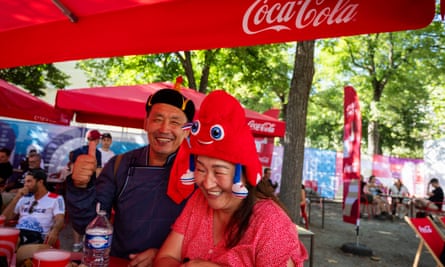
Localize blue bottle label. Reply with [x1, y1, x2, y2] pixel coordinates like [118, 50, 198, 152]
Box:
[86, 234, 112, 249]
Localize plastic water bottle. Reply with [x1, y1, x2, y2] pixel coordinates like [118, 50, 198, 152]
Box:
[82, 208, 113, 267]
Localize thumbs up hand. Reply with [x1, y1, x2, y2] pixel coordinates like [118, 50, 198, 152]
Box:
[71, 141, 97, 188]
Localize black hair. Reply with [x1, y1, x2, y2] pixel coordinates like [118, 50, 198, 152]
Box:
[0, 147, 11, 157]
[430, 178, 439, 184]
[27, 169, 47, 186]
[225, 168, 289, 248]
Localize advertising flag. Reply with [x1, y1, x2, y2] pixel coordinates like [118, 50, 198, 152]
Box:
[342, 86, 362, 224]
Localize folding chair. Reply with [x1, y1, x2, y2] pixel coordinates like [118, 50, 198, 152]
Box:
[404, 216, 445, 267]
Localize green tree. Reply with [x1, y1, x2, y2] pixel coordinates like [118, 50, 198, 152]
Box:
[0, 64, 70, 96]
[312, 21, 445, 158]
[77, 44, 294, 114]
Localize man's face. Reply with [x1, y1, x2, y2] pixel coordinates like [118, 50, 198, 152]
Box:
[28, 155, 41, 169]
[24, 174, 38, 193]
[101, 137, 112, 149]
[145, 103, 189, 161]
[0, 152, 9, 163]
[264, 170, 271, 179]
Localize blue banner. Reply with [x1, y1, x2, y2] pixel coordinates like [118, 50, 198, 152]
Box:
[0, 118, 147, 177]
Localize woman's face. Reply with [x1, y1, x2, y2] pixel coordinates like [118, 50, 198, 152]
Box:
[194, 155, 242, 213]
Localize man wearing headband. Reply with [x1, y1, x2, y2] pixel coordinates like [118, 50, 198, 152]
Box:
[154, 90, 307, 266]
[66, 88, 195, 266]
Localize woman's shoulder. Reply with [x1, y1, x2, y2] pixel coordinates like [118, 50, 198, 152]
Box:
[253, 199, 291, 222]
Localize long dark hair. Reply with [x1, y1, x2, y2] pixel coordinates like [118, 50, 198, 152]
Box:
[225, 171, 289, 248]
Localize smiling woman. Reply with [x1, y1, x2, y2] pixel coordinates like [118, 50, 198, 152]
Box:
[154, 90, 308, 267]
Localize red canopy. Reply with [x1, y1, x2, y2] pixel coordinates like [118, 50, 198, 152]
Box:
[0, 79, 72, 125]
[55, 82, 286, 137]
[0, 0, 437, 69]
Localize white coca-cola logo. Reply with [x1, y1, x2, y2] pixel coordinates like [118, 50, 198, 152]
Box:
[242, 0, 359, 35]
[418, 225, 433, 234]
[248, 120, 276, 133]
[34, 115, 53, 123]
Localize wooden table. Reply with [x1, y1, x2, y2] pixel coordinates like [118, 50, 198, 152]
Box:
[297, 225, 314, 267]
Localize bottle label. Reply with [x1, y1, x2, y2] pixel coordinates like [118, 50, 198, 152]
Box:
[86, 234, 112, 249]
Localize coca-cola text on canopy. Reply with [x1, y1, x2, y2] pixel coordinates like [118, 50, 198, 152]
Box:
[243, 0, 359, 35]
[248, 120, 276, 134]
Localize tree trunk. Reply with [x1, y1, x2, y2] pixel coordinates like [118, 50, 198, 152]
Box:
[176, 51, 197, 89]
[280, 41, 315, 222]
[367, 120, 380, 155]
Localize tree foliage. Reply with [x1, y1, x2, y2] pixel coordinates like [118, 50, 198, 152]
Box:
[77, 44, 294, 114]
[0, 64, 70, 96]
[311, 21, 445, 158]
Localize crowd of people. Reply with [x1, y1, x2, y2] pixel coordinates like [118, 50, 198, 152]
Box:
[0, 128, 116, 258]
[360, 174, 444, 220]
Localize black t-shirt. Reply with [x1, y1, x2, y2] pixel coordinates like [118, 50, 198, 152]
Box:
[429, 186, 444, 209]
[0, 161, 13, 184]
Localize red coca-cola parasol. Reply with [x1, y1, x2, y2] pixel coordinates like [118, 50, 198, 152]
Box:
[55, 82, 286, 137]
[0, 0, 437, 69]
[0, 79, 72, 125]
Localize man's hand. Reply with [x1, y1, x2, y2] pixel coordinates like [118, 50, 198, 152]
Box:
[45, 228, 59, 247]
[16, 186, 29, 197]
[71, 141, 98, 188]
[128, 248, 159, 267]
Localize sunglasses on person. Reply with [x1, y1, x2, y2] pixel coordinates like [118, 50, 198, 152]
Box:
[29, 201, 38, 214]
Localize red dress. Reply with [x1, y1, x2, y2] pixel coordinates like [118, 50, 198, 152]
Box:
[173, 190, 308, 266]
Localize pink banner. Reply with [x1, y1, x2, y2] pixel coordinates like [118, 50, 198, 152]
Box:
[342, 86, 362, 225]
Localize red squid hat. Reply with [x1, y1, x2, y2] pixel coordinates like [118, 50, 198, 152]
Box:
[190, 90, 262, 194]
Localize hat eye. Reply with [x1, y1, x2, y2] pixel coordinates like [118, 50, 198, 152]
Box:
[210, 125, 224, 141]
[191, 121, 200, 136]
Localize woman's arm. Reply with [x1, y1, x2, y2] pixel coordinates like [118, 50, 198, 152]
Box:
[363, 184, 370, 194]
[154, 231, 185, 267]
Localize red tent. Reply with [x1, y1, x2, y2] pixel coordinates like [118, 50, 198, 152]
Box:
[55, 82, 286, 137]
[0, 0, 438, 69]
[0, 79, 72, 125]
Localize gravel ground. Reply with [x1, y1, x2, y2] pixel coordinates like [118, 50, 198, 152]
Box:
[298, 200, 437, 267]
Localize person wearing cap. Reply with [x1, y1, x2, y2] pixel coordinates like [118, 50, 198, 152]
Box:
[69, 129, 104, 251]
[2, 169, 65, 247]
[154, 91, 307, 266]
[70, 129, 103, 173]
[66, 88, 196, 266]
[99, 133, 115, 167]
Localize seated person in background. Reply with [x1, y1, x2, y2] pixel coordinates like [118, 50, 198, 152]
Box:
[19, 149, 45, 172]
[263, 167, 278, 188]
[1, 169, 65, 247]
[414, 178, 444, 212]
[5, 152, 44, 192]
[0, 147, 13, 187]
[388, 178, 410, 217]
[259, 167, 278, 195]
[154, 90, 308, 266]
[364, 175, 391, 218]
